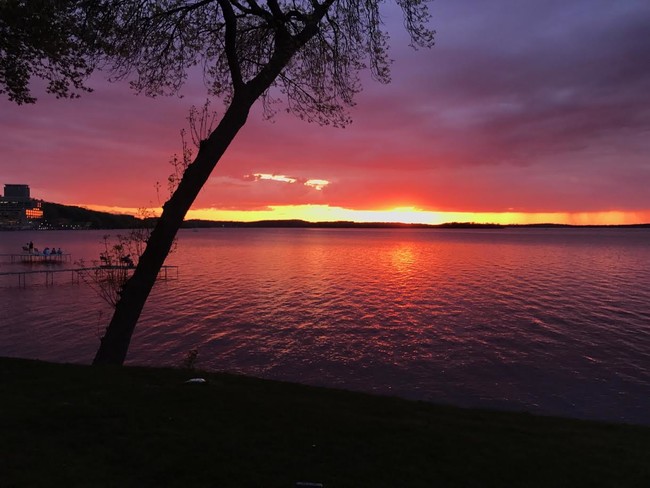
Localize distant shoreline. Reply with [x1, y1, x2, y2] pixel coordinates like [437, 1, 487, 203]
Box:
[179, 219, 650, 229]
[3, 218, 650, 231]
[2, 201, 649, 230]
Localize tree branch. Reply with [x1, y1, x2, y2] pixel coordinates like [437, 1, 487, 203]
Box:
[265, 0, 285, 20]
[245, 0, 337, 99]
[216, 0, 244, 90]
[154, 0, 216, 18]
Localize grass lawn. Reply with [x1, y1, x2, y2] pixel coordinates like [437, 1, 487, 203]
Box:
[1, 357, 649, 487]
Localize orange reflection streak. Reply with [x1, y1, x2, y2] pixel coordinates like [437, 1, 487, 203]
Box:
[391, 244, 416, 275]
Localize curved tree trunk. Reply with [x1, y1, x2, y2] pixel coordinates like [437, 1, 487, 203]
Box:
[92, 5, 327, 365]
[93, 93, 254, 365]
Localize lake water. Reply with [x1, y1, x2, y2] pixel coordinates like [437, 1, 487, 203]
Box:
[1, 227, 649, 425]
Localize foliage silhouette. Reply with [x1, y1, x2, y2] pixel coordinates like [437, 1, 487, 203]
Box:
[76, 211, 155, 310]
[0, 0, 108, 104]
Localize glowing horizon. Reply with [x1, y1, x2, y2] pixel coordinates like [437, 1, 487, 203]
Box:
[81, 203, 650, 226]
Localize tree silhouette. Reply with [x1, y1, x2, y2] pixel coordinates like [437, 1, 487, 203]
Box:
[0, 0, 107, 104]
[1, 0, 434, 365]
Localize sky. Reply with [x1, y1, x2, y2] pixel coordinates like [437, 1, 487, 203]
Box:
[1, 0, 649, 225]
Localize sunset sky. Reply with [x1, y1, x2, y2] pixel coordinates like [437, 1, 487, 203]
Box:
[1, 0, 649, 225]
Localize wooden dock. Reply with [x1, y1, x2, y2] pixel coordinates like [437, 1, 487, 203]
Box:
[0, 265, 179, 288]
[0, 253, 72, 264]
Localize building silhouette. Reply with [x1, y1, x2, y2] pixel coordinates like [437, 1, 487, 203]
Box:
[0, 184, 43, 229]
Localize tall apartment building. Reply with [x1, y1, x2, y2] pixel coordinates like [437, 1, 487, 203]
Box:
[0, 184, 43, 229]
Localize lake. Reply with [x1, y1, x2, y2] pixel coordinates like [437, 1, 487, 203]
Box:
[1, 227, 649, 425]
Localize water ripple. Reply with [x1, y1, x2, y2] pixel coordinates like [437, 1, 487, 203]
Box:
[1, 228, 650, 424]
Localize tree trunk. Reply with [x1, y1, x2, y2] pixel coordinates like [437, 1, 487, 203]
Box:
[92, 9, 323, 365]
[92, 93, 254, 365]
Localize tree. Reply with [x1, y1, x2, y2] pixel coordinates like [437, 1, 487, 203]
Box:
[0, 0, 107, 104]
[1, 0, 434, 365]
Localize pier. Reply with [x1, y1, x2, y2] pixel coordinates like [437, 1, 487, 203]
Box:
[0, 265, 179, 288]
[0, 253, 72, 264]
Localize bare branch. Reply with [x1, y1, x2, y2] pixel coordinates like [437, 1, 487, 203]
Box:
[217, 0, 244, 89]
[266, 0, 285, 20]
[242, 0, 273, 19]
[154, 0, 217, 18]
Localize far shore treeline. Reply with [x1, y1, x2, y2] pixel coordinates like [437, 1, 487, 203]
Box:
[16, 201, 650, 231]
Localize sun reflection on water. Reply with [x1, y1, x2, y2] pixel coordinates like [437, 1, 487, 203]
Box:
[1, 228, 650, 424]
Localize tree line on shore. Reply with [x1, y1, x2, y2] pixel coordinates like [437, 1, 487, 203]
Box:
[40, 202, 650, 230]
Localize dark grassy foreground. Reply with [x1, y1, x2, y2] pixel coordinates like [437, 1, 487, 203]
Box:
[2, 358, 649, 488]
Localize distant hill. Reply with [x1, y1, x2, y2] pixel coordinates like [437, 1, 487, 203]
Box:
[38, 202, 650, 230]
[42, 202, 144, 229]
[180, 219, 506, 229]
[40, 205, 505, 230]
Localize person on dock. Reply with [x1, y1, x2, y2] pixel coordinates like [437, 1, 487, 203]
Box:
[29, 241, 34, 253]
[120, 255, 134, 268]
